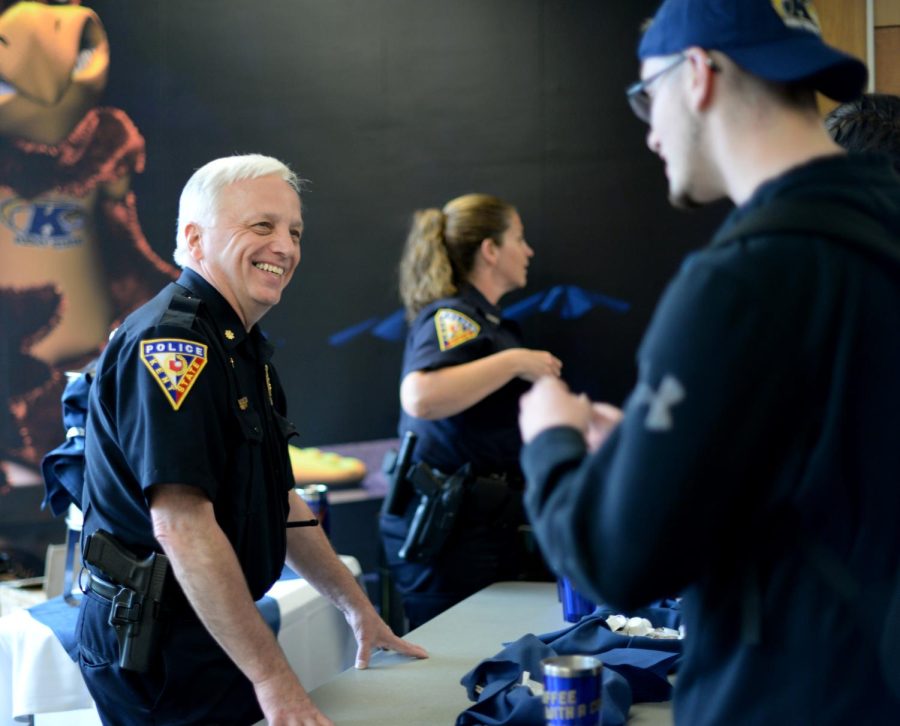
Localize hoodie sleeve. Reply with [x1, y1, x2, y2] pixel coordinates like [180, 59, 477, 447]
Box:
[522, 247, 802, 610]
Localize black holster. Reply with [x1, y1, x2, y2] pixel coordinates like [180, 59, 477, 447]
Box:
[397, 463, 469, 564]
[82, 530, 171, 673]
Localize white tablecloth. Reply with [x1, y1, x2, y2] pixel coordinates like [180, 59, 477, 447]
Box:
[0, 556, 360, 725]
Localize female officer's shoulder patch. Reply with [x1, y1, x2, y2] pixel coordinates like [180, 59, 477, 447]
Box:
[139, 337, 208, 411]
[434, 308, 480, 351]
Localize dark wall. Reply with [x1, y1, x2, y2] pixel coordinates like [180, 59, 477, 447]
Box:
[88, 0, 727, 445]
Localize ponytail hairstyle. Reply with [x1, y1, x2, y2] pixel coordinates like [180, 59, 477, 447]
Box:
[399, 193, 514, 319]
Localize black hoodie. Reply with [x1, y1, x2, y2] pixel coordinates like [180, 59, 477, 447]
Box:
[523, 153, 900, 725]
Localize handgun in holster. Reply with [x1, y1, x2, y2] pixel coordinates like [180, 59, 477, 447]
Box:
[381, 431, 418, 517]
[397, 462, 469, 564]
[82, 529, 170, 673]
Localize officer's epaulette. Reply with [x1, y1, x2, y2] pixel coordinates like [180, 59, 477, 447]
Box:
[141, 288, 208, 412]
[159, 290, 201, 329]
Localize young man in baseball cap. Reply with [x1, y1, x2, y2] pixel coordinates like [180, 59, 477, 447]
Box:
[519, 2, 900, 723]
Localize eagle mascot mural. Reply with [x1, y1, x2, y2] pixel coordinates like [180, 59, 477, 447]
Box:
[0, 0, 176, 499]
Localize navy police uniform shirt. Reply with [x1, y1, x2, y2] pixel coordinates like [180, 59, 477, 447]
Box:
[398, 283, 529, 476]
[81, 268, 296, 601]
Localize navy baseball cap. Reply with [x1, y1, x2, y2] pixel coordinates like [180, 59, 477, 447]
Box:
[638, 0, 867, 102]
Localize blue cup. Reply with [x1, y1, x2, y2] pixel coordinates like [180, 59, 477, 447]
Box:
[542, 654, 603, 726]
[559, 577, 595, 622]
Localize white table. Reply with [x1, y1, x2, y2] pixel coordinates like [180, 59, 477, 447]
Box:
[0, 556, 360, 725]
[309, 581, 674, 726]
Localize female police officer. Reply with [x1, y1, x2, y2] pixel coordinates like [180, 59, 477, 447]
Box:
[379, 193, 562, 629]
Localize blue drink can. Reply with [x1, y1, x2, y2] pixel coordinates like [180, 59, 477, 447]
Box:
[541, 655, 603, 726]
[559, 577, 596, 622]
[298, 484, 330, 536]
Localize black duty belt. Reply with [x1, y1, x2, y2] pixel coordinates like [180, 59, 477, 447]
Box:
[86, 570, 190, 613]
[473, 472, 524, 491]
[86, 571, 120, 601]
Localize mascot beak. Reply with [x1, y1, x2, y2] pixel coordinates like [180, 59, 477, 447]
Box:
[0, 2, 109, 107]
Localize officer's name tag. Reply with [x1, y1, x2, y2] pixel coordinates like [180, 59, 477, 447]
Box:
[140, 338, 208, 411]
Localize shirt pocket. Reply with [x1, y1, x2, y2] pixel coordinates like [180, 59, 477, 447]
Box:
[228, 403, 264, 519]
[271, 410, 298, 495]
[235, 405, 264, 444]
[272, 410, 298, 442]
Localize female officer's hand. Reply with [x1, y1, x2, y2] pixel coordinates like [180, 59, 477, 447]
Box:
[511, 348, 563, 382]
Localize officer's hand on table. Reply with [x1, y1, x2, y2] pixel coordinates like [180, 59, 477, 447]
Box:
[346, 604, 428, 669]
[586, 402, 623, 452]
[519, 376, 593, 443]
[254, 666, 334, 726]
[510, 348, 563, 382]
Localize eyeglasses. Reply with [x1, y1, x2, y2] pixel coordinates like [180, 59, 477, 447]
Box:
[626, 54, 722, 123]
[625, 54, 688, 123]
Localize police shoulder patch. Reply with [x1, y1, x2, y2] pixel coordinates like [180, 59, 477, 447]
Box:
[434, 308, 480, 351]
[140, 338, 209, 411]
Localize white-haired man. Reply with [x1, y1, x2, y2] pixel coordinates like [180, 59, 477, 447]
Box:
[78, 154, 426, 726]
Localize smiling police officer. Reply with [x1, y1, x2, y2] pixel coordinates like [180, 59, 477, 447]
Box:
[77, 154, 426, 726]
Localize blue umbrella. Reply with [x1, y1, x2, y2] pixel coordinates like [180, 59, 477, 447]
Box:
[328, 285, 629, 346]
[505, 284, 630, 320]
[327, 316, 382, 346]
[370, 308, 407, 341]
[328, 309, 407, 346]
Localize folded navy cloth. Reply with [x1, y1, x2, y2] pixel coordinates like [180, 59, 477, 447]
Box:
[457, 599, 682, 725]
[29, 591, 281, 663]
[539, 598, 683, 642]
[257, 594, 281, 634]
[597, 648, 679, 703]
[28, 596, 82, 660]
[458, 670, 630, 726]
[537, 607, 681, 702]
[458, 633, 632, 726]
[280, 563, 300, 580]
[40, 369, 92, 516]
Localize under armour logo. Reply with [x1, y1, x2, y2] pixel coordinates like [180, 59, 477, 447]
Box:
[632, 374, 685, 431]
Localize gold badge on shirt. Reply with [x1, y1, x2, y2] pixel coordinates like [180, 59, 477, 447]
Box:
[434, 308, 480, 351]
[140, 338, 208, 411]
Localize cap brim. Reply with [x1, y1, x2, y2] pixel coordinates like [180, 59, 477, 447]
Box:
[726, 32, 867, 102]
